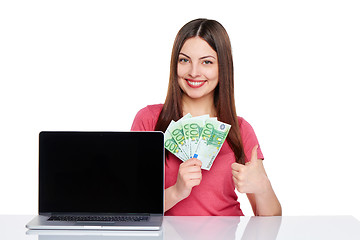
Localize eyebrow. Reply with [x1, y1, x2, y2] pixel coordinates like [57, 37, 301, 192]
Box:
[179, 52, 216, 60]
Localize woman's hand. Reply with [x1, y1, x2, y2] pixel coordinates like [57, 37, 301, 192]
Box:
[231, 145, 282, 216]
[174, 158, 203, 201]
[165, 158, 202, 212]
[231, 145, 270, 194]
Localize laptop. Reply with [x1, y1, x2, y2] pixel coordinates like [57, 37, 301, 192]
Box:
[26, 131, 164, 231]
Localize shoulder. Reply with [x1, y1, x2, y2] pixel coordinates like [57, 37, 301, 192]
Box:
[237, 117, 255, 133]
[131, 104, 163, 131]
[136, 104, 163, 117]
[237, 116, 264, 161]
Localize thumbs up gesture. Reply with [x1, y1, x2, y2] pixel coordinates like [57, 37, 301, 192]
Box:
[231, 145, 270, 194]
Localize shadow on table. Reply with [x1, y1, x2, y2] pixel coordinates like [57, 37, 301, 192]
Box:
[164, 216, 282, 240]
[241, 216, 282, 240]
[26, 229, 163, 240]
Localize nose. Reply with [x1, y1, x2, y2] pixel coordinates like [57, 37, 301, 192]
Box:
[189, 63, 201, 78]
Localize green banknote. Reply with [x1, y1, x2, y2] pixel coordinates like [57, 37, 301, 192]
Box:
[164, 114, 231, 170]
[164, 114, 191, 161]
[182, 115, 209, 158]
[193, 118, 231, 170]
[164, 123, 188, 161]
[167, 120, 189, 159]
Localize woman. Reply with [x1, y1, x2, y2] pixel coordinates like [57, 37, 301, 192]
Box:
[131, 18, 281, 216]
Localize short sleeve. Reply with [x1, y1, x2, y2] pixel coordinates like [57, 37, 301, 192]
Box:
[130, 104, 163, 131]
[238, 117, 264, 163]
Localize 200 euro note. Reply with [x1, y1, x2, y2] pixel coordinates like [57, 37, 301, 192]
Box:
[194, 118, 231, 170]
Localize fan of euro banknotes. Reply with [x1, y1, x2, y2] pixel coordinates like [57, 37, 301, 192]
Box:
[164, 113, 231, 170]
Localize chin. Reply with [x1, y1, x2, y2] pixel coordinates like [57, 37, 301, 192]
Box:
[184, 91, 208, 100]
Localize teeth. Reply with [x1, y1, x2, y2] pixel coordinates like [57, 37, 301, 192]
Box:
[188, 80, 204, 86]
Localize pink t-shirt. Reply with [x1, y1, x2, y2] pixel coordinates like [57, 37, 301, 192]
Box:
[131, 104, 264, 216]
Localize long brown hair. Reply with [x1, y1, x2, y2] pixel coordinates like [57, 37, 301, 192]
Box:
[155, 18, 245, 164]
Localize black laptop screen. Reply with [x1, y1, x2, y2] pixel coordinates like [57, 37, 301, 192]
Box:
[39, 131, 164, 214]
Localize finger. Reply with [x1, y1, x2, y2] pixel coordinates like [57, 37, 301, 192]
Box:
[183, 172, 202, 180]
[231, 162, 240, 171]
[232, 176, 242, 186]
[232, 176, 239, 188]
[231, 162, 245, 171]
[188, 172, 202, 180]
[231, 170, 241, 181]
[189, 178, 201, 187]
[184, 158, 202, 167]
[232, 176, 242, 192]
[184, 165, 202, 173]
[182, 173, 202, 186]
[232, 169, 246, 180]
[250, 145, 258, 162]
[179, 166, 201, 178]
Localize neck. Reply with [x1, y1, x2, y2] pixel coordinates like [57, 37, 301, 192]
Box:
[181, 94, 216, 117]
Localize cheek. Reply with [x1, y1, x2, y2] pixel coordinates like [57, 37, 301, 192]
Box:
[177, 64, 187, 78]
[205, 68, 219, 82]
[177, 66, 185, 87]
[177, 75, 186, 91]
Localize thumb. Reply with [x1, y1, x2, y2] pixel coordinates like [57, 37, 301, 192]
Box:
[250, 145, 259, 162]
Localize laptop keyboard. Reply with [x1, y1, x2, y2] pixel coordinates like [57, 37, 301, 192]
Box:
[48, 215, 149, 222]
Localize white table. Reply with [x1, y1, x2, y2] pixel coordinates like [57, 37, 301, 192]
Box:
[1, 215, 360, 240]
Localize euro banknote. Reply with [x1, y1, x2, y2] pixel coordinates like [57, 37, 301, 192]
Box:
[164, 114, 231, 170]
[166, 113, 192, 159]
[193, 118, 231, 170]
[164, 122, 188, 161]
[182, 115, 209, 158]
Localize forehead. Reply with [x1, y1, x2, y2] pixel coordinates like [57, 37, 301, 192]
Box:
[180, 37, 217, 58]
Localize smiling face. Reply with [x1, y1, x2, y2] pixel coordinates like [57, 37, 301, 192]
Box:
[177, 37, 219, 101]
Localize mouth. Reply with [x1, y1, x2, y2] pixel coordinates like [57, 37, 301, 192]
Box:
[186, 79, 206, 88]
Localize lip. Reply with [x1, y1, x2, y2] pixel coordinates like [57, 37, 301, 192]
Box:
[185, 79, 206, 88]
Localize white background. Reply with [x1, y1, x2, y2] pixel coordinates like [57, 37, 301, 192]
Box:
[1, 0, 359, 219]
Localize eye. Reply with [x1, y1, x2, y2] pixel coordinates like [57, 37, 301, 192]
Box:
[179, 58, 189, 63]
[202, 60, 213, 65]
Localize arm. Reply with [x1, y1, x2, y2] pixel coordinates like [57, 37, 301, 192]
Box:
[165, 158, 202, 212]
[165, 186, 182, 212]
[232, 145, 282, 216]
[246, 180, 282, 216]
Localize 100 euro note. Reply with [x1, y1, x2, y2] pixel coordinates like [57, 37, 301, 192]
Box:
[164, 127, 188, 161]
[167, 113, 192, 159]
[164, 114, 231, 170]
[182, 115, 209, 158]
[193, 118, 231, 170]
[164, 114, 191, 161]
